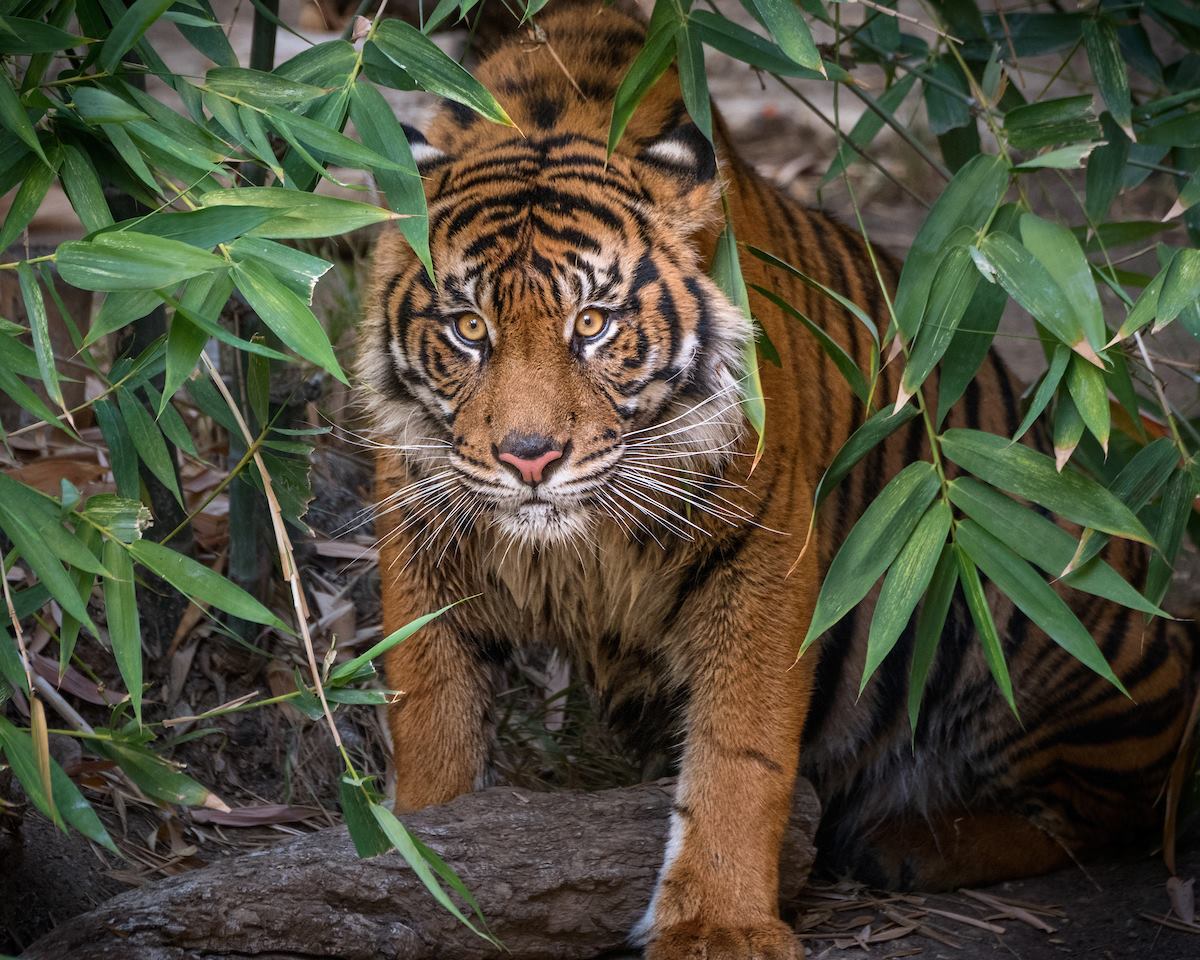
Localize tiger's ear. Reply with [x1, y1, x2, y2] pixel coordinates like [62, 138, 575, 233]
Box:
[636, 121, 721, 233]
[402, 124, 448, 173]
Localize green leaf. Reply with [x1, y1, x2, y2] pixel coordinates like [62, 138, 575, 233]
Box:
[1086, 115, 1129, 222]
[749, 285, 868, 403]
[893, 154, 1009, 339]
[330, 601, 459, 684]
[746, 245, 880, 346]
[0, 17, 85, 54]
[0, 147, 57, 253]
[1052, 394, 1084, 469]
[948, 477, 1166, 617]
[72, 87, 148, 124]
[802, 462, 940, 652]
[934, 253, 1009, 426]
[954, 542, 1016, 715]
[1012, 344, 1070, 442]
[1155, 247, 1200, 331]
[1083, 17, 1131, 132]
[973, 231, 1101, 364]
[93, 738, 221, 808]
[102, 538, 142, 724]
[371, 20, 511, 126]
[369, 802, 496, 942]
[128, 539, 284, 628]
[227, 237, 331, 303]
[1145, 467, 1197, 607]
[232, 258, 346, 383]
[60, 145, 114, 234]
[94, 398, 140, 500]
[349, 83, 431, 278]
[340, 777, 392, 856]
[1013, 142, 1100, 170]
[1019, 212, 1105, 350]
[204, 66, 329, 106]
[0, 72, 47, 165]
[607, 15, 679, 155]
[675, 22, 712, 142]
[0, 716, 61, 828]
[1066, 437, 1180, 574]
[813, 405, 921, 511]
[746, 0, 823, 73]
[861, 501, 952, 692]
[199, 188, 400, 239]
[690, 10, 828, 79]
[117, 388, 183, 506]
[1064, 355, 1110, 453]
[100, 0, 175, 73]
[898, 245, 979, 407]
[0, 498, 96, 635]
[17, 263, 63, 411]
[1004, 95, 1102, 150]
[907, 543, 956, 735]
[48, 748, 117, 852]
[0, 477, 107, 577]
[100, 206, 278, 250]
[0, 622, 29, 696]
[957, 519, 1127, 694]
[710, 215, 763, 462]
[264, 105, 410, 174]
[939, 428, 1155, 544]
[57, 232, 226, 292]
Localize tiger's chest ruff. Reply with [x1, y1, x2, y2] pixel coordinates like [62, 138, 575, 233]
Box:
[467, 524, 692, 679]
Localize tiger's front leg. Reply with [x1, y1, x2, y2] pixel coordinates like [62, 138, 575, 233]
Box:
[636, 553, 816, 960]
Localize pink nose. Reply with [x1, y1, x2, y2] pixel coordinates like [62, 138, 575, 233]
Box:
[498, 448, 562, 485]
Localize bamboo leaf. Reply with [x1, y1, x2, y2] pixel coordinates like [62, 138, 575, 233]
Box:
[0, 72, 47, 165]
[117, 387, 183, 506]
[231, 258, 347, 383]
[948, 477, 1167, 617]
[710, 214, 764, 463]
[17, 263, 63, 410]
[128, 539, 285, 628]
[1012, 344, 1070, 442]
[893, 154, 1009, 339]
[802, 462, 940, 651]
[200, 188, 399, 239]
[57, 232, 225, 292]
[746, 0, 823, 73]
[750, 285, 869, 403]
[862, 501, 952, 692]
[608, 13, 679, 155]
[814, 405, 921, 511]
[1145, 467, 1197, 607]
[953, 542, 1016, 715]
[939, 428, 1155, 544]
[371, 19, 511, 126]
[1019, 212, 1105, 350]
[898, 245, 979, 408]
[907, 543, 956, 735]
[102, 538, 142, 724]
[94, 738, 225, 809]
[957, 519, 1127, 694]
[675, 21, 712, 143]
[99, 0, 175, 73]
[1083, 18, 1132, 136]
[1064, 355, 1110, 453]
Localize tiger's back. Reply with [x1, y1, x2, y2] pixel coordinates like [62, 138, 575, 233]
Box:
[362, 3, 1196, 954]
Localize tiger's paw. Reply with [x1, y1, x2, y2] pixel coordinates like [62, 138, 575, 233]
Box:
[644, 918, 800, 960]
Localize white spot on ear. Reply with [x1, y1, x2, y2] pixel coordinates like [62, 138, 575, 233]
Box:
[641, 137, 699, 170]
[410, 139, 446, 170]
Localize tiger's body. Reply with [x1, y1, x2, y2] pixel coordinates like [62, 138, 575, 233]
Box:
[359, 4, 1196, 957]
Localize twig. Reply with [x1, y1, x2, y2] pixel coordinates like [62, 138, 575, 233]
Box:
[200, 353, 347, 762]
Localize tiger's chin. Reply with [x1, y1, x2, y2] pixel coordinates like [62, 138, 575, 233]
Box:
[490, 500, 591, 547]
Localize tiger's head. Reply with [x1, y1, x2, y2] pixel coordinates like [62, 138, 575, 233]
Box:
[359, 108, 753, 547]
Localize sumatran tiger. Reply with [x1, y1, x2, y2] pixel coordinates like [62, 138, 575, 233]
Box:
[357, 3, 1196, 956]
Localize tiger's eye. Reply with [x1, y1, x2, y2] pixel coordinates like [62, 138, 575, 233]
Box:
[574, 308, 608, 339]
[455, 313, 487, 343]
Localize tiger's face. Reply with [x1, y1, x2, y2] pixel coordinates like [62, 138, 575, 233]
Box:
[360, 125, 753, 546]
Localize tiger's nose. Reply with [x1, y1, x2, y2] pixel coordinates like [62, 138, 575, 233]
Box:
[496, 433, 565, 486]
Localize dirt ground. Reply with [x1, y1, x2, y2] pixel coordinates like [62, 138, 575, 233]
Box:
[2, 0, 1199, 958]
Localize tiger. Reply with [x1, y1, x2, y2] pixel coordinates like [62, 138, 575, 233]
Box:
[357, 2, 1197, 957]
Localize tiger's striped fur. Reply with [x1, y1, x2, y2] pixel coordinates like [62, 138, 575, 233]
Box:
[359, 4, 1196, 956]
